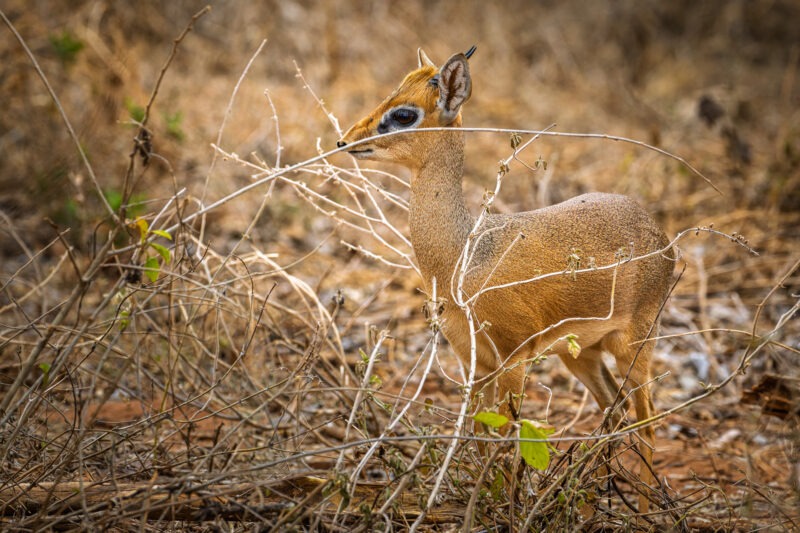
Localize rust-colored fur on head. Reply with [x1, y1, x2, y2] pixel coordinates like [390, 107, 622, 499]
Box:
[338, 50, 469, 169]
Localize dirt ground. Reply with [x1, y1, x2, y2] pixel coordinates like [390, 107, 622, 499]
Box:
[1, 1, 798, 530]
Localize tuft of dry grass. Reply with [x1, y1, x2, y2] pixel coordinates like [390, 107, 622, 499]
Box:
[1, 1, 798, 530]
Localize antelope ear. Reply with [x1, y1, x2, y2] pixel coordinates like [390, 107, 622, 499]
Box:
[437, 53, 472, 125]
[417, 48, 435, 68]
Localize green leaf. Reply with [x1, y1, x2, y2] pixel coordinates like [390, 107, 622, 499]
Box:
[104, 189, 123, 212]
[124, 97, 146, 124]
[519, 419, 554, 471]
[39, 362, 51, 387]
[143, 257, 160, 282]
[473, 411, 509, 429]
[163, 110, 185, 141]
[49, 30, 84, 64]
[150, 229, 172, 241]
[149, 242, 171, 264]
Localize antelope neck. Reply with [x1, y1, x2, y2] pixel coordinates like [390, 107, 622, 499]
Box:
[408, 133, 474, 294]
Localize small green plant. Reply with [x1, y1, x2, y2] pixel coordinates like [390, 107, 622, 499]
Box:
[118, 309, 130, 332]
[38, 363, 52, 387]
[163, 110, 185, 141]
[53, 197, 80, 228]
[474, 411, 556, 471]
[105, 189, 124, 212]
[369, 374, 382, 389]
[489, 469, 505, 501]
[124, 98, 146, 124]
[49, 30, 83, 64]
[104, 189, 147, 219]
[134, 218, 172, 282]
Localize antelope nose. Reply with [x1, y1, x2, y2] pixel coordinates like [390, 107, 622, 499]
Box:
[336, 140, 346, 148]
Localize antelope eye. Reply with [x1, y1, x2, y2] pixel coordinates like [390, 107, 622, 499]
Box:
[391, 108, 418, 126]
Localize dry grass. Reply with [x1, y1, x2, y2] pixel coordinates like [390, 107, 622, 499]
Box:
[1, 1, 798, 531]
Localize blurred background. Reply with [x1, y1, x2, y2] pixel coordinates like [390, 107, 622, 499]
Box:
[3, 0, 798, 242]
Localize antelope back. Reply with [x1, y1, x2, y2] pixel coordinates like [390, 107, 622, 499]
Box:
[338, 47, 476, 167]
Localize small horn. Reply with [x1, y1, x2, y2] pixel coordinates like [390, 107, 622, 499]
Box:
[418, 48, 436, 68]
[464, 45, 477, 59]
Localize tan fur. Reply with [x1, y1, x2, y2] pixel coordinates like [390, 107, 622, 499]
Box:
[338, 50, 674, 510]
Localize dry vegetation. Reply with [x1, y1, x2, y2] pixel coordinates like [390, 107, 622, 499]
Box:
[1, 1, 799, 531]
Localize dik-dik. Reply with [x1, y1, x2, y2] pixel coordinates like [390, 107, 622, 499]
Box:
[337, 48, 674, 506]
